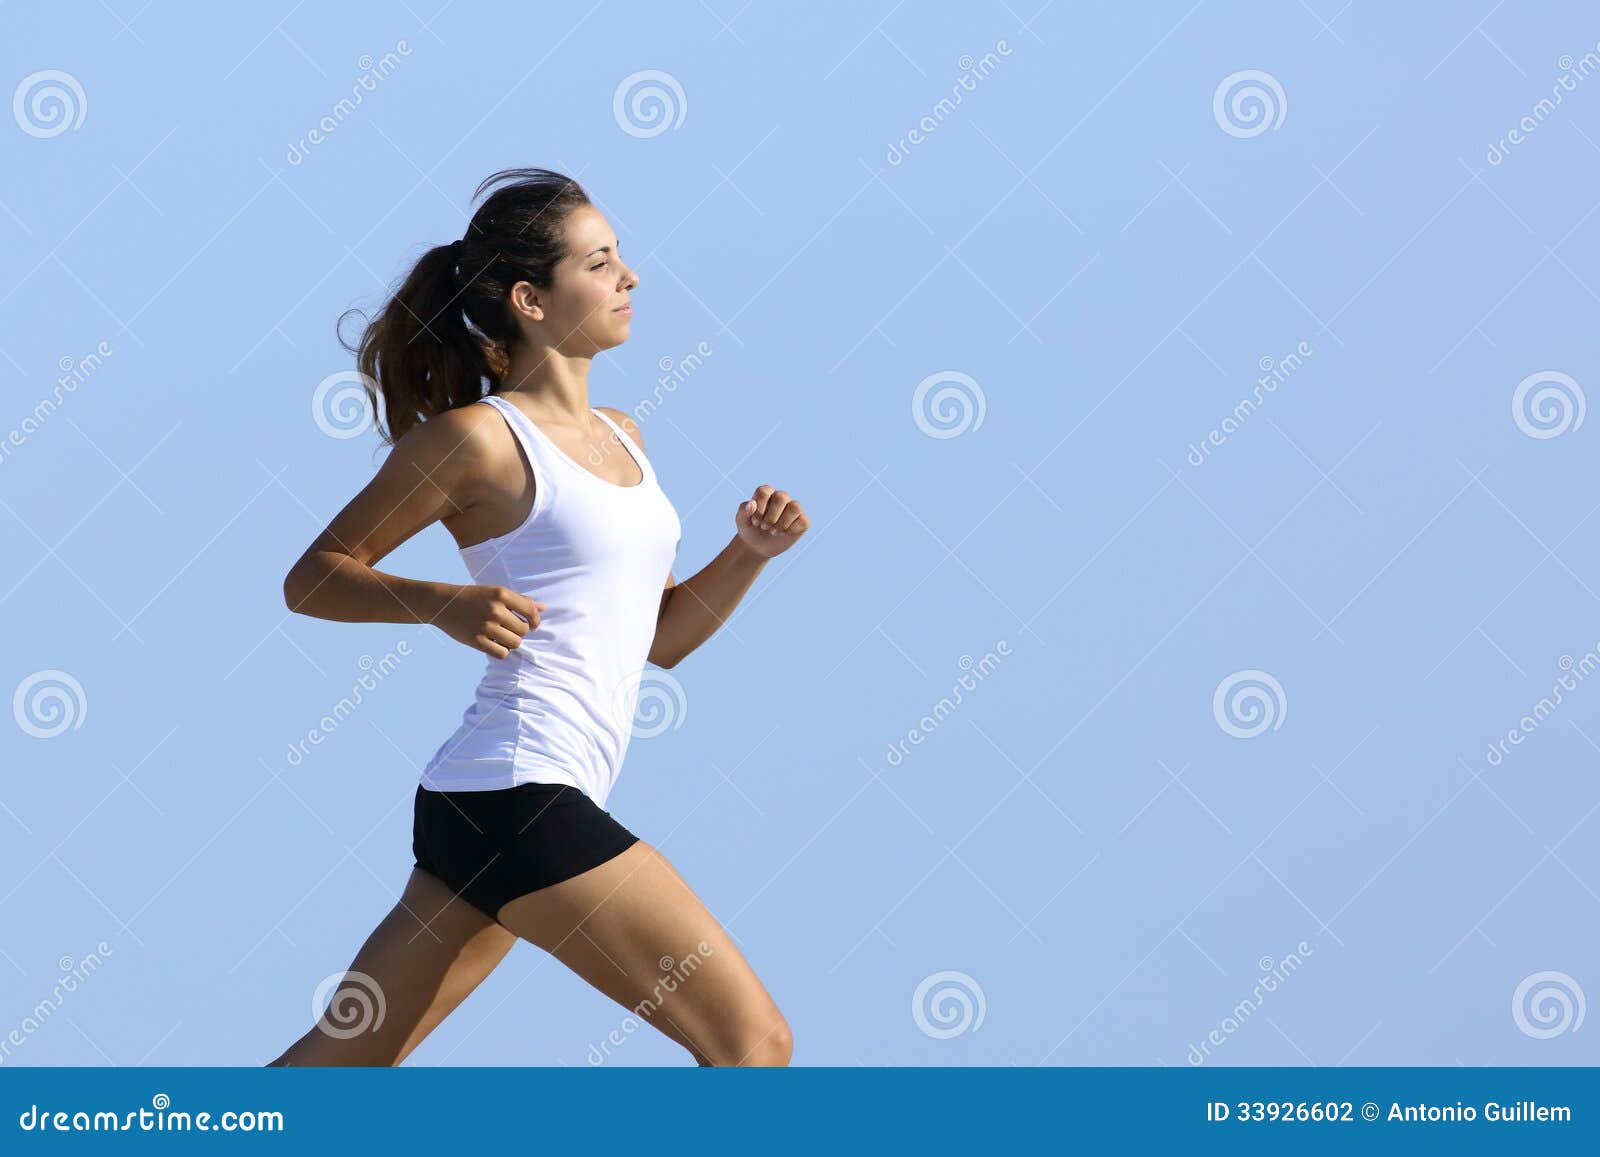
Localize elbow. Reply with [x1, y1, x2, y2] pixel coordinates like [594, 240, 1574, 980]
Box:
[282, 559, 313, 614]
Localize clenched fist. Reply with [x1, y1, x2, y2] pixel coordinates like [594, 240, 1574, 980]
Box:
[437, 584, 546, 659]
[735, 485, 809, 559]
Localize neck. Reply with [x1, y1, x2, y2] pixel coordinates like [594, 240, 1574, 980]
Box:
[498, 345, 594, 420]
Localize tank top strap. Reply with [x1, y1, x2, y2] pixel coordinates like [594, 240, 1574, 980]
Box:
[479, 393, 652, 490]
[477, 393, 549, 469]
[589, 407, 656, 486]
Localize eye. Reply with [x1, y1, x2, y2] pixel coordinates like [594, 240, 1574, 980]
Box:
[591, 260, 608, 271]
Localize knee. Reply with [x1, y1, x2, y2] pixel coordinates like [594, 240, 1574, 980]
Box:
[270, 1025, 404, 1068]
[713, 1015, 792, 1067]
[759, 1017, 794, 1066]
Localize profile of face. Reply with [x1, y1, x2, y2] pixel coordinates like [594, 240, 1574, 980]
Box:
[507, 204, 638, 356]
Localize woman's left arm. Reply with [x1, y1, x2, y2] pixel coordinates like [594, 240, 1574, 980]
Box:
[598, 408, 809, 669]
[650, 484, 808, 667]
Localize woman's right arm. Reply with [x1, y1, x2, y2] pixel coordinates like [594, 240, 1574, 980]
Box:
[282, 405, 544, 658]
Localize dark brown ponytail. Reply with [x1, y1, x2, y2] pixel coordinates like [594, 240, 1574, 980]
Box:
[339, 167, 592, 444]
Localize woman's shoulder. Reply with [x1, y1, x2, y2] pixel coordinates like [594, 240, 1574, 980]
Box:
[595, 405, 647, 453]
[396, 396, 513, 474]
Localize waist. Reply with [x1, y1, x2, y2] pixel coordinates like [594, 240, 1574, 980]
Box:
[472, 645, 643, 732]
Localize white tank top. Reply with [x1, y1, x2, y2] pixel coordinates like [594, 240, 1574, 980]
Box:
[419, 393, 681, 807]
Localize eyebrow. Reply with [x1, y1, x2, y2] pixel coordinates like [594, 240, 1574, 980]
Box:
[584, 242, 621, 257]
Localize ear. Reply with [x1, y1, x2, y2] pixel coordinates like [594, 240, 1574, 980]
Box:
[508, 280, 544, 324]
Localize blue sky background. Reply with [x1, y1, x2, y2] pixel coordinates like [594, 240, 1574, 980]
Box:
[2, 1, 1598, 1067]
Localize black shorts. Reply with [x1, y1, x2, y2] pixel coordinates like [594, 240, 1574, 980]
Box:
[412, 781, 641, 925]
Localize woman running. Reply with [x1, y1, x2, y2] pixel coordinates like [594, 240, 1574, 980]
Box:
[268, 168, 807, 1067]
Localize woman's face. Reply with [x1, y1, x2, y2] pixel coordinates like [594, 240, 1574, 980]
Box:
[511, 204, 638, 355]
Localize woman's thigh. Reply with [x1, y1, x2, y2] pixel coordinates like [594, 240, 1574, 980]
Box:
[495, 840, 792, 1066]
[270, 867, 517, 1066]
